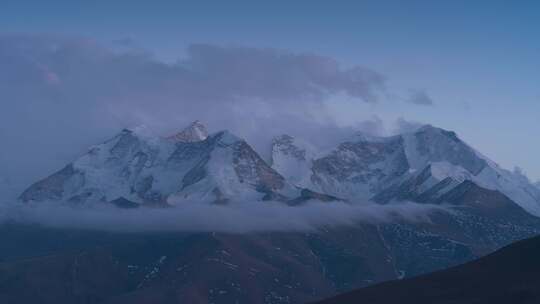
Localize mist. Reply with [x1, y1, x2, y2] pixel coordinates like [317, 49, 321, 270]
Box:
[0, 200, 447, 234]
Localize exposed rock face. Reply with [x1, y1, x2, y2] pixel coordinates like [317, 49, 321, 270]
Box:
[270, 125, 540, 215]
[233, 140, 285, 192]
[22, 121, 540, 213]
[170, 130, 292, 204]
[372, 164, 458, 204]
[270, 134, 313, 188]
[167, 120, 208, 143]
[19, 121, 540, 214]
[272, 134, 307, 162]
[311, 136, 410, 200]
[20, 128, 167, 205]
[20, 164, 81, 202]
[287, 188, 341, 206]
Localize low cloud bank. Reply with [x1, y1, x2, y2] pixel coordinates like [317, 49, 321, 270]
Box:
[0, 200, 448, 233]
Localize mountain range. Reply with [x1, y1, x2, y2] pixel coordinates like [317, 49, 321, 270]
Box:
[20, 121, 540, 214]
[5, 121, 540, 303]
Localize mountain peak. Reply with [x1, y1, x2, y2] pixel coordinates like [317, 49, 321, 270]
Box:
[209, 130, 244, 146]
[415, 124, 460, 142]
[272, 134, 295, 146]
[401, 124, 486, 176]
[168, 120, 208, 143]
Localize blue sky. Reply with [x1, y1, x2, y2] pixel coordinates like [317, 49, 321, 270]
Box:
[1, 0, 540, 180]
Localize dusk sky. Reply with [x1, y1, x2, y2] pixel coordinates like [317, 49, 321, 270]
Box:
[1, 0, 539, 197]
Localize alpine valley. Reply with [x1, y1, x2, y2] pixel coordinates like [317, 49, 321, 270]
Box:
[3, 121, 540, 304]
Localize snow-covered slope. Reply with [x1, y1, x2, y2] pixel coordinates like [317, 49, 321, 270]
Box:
[270, 125, 540, 215]
[168, 130, 296, 204]
[20, 122, 296, 206]
[19, 121, 540, 215]
[401, 125, 540, 215]
[311, 135, 409, 201]
[271, 133, 411, 201]
[270, 135, 315, 188]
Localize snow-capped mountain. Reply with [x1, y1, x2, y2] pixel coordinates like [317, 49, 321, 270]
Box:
[271, 125, 540, 215]
[12, 121, 540, 304]
[20, 122, 298, 206]
[19, 121, 540, 216]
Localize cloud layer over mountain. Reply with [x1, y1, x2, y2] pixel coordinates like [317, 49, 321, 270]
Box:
[0, 200, 443, 233]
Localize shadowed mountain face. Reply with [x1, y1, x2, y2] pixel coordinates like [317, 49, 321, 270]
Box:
[315, 234, 540, 304]
[0, 224, 475, 304]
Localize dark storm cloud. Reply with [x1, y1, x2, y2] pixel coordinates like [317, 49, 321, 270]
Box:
[406, 89, 434, 106]
[0, 34, 387, 199]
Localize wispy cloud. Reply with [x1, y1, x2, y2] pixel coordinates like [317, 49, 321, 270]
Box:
[0, 200, 446, 233]
[406, 89, 435, 106]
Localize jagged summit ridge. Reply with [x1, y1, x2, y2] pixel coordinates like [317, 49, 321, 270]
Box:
[18, 122, 540, 215]
[401, 124, 487, 175]
[270, 124, 540, 215]
[167, 120, 208, 143]
[20, 125, 302, 206]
